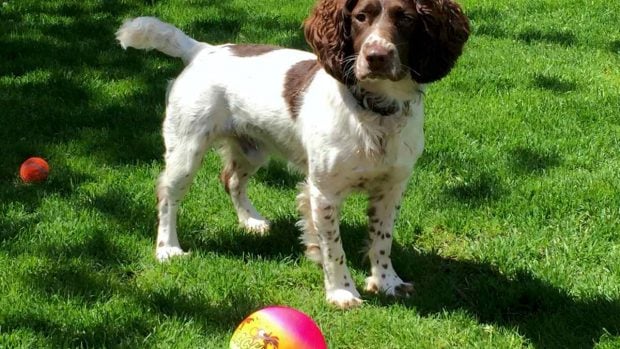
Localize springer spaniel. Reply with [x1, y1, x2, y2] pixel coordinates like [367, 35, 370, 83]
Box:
[117, 0, 469, 308]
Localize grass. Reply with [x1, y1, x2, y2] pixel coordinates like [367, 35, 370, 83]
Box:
[1, 0, 619, 347]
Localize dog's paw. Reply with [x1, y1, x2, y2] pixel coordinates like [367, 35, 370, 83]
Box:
[392, 282, 415, 297]
[326, 288, 363, 309]
[364, 276, 414, 297]
[156, 246, 189, 261]
[242, 218, 270, 235]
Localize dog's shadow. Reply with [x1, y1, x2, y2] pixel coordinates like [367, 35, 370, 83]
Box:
[342, 221, 619, 349]
[385, 244, 620, 348]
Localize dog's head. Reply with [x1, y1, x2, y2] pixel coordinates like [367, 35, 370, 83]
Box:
[304, 0, 470, 85]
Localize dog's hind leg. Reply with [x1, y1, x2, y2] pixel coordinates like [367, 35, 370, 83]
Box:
[155, 108, 218, 261]
[219, 136, 270, 234]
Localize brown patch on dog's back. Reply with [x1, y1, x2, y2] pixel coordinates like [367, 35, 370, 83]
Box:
[283, 60, 320, 119]
[228, 44, 281, 57]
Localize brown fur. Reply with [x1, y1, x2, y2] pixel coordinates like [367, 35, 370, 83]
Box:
[283, 60, 321, 119]
[229, 44, 281, 57]
[219, 166, 233, 194]
[409, 0, 470, 83]
[304, 0, 357, 85]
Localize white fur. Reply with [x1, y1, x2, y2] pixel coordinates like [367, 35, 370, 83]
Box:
[117, 17, 425, 308]
[117, 17, 209, 64]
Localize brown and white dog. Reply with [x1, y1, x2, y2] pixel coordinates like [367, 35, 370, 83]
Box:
[117, 0, 469, 308]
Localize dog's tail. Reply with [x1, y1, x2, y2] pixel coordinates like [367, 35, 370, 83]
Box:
[116, 17, 210, 64]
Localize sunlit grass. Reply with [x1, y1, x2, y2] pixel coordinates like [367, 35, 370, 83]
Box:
[1, 0, 619, 347]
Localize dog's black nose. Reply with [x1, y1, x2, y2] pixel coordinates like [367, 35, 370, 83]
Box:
[365, 44, 395, 71]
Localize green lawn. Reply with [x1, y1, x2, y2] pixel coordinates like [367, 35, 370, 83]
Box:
[1, 0, 619, 347]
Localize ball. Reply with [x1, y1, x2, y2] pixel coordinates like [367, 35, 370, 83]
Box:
[19, 157, 49, 183]
[230, 306, 327, 349]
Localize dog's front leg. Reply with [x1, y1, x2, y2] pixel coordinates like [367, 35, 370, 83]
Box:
[364, 181, 414, 297]
[308, 182, 362, 308]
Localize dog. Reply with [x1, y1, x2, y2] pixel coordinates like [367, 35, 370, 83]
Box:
[117, 0, 469, 308]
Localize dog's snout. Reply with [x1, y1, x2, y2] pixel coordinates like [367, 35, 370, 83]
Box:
[365, 43, 395, 71]
[366, 47, 388, 65]
[363, 42, 396, 75]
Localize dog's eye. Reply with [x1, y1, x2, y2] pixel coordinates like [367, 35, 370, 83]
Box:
[396, 11, 415, 25]
[355, 13, 367, 22]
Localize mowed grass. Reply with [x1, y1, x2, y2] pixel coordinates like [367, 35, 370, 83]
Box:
[1, 0, 619, 347]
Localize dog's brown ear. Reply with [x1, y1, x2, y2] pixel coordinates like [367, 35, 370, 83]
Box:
[409, 0, 470, 84]
[304, 0, 358, 85]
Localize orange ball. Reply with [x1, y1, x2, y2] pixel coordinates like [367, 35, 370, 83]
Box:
[19, 157, 49, 183]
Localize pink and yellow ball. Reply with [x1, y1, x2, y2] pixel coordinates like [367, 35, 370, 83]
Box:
[230, 306, 327, 349]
